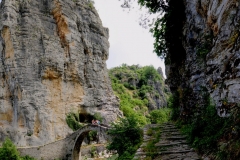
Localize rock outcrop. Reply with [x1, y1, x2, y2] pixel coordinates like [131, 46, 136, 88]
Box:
[166, 0, 240, 117]
[0, 0, 122, 147]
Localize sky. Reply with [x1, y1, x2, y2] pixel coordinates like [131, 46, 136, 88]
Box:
[94, 0, 166, 77]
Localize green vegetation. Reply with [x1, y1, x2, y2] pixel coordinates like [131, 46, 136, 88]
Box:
[109, 64, 170, 126]
[196, 33, 213, 59]
[142, 127, 162, 159]
[170, 88, 240, 159]
[107, 116, 143, 160]
[87, 131, 98, 142]
[137, 0, 186, 64]
[66, 112, 83, 131]
[108, 64, 172, 159]
[93, 113, 103, 122]
[106, 154, 118, 160]
[167, 93, 180, 121]
[180, 102, 229, 153]
[149, 108, 171, 124]
[90, 146, 97, 157]
[0, 138, 35, 160]
[88, 0, 95, 9]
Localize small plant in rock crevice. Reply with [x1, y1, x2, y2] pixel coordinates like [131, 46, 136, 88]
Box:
[196, 32, 214, 59]
[90, 146, 97, 158]
[66, 112, 83, 131]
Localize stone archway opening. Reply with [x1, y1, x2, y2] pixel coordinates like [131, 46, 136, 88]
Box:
[72, 130, 90, 160]
[72, 126, 110, 160]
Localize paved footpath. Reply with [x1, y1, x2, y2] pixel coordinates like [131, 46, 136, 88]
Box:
[134, 122, 201, 160]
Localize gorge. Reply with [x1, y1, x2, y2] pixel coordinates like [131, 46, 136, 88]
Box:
[1, 0, 240, 159]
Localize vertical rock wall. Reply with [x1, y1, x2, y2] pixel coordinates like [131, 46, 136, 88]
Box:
[166, 0, 240, 117]
[0, 0, 122, 146]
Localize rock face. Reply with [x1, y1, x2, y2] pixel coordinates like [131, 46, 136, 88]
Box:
[0, 0, 122, 147]
[166, 0, 240, 117]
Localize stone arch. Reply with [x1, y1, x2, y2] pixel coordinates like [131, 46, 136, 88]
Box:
[71, 125, 109, 160]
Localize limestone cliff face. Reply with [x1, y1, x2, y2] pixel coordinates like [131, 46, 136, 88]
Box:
[166, 0, 240, 117]
[0, 0, 122, 146]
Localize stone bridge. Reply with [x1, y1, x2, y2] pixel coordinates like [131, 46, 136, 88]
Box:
[18, 125, 110, 160]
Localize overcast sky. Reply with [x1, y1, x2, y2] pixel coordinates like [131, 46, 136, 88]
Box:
[0, 0, 166, 77]
[94, 0, 165, 77]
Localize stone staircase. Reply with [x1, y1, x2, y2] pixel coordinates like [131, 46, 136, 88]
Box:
[134, 122, 201, 160]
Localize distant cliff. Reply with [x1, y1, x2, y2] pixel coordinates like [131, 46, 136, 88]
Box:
[0, 0, 122, 147]
[109, 65, 170, 116]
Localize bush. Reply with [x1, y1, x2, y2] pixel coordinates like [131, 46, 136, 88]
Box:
[180, 103, 230, 153]
[168, 93, 180, 121]
[107, 116, 143, 159]
[93, 113, 103, 122]
[149, 108, 171, 124]
[21, 156, 35, 160]
[0, 138, 21, 160]
[87, 131, 98, 142]
[66, 112, 83, 131]
[0, 138, 35, 160]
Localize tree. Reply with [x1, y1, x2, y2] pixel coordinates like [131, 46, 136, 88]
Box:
[0, 138, 36, 160]
[107, 116, 143, 159]
[0, 138, 21, 160]
[119, 0, 186, 64]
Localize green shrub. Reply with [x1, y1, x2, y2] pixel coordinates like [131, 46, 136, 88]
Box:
[87, 131, 98, 142]
[90, 146, 97, 157]
[149, 108, 171, 124]
[0, 138, 35, 160]
[0, 138, 21, 160]
[93, 113, 103, 122]
[66, 112, 83, 131]
[107, 116, 143, 159]
[180, 103, 230, 153]
[168, 93, 180, 121]
[146, 128, 153, 136]
[21, 155, 35, 160]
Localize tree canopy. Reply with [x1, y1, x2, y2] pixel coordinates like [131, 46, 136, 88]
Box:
[119, 0, 186, 64]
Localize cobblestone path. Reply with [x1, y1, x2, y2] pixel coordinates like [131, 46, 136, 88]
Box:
[134, 122, 201, 160]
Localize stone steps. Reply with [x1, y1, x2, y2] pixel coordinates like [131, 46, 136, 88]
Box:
[134, 122, 201, 160]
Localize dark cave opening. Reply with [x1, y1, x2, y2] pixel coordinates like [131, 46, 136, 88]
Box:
[79, 113, 95, 124]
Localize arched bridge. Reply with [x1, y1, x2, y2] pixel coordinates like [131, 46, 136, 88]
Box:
[18, 124, 110, 160]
